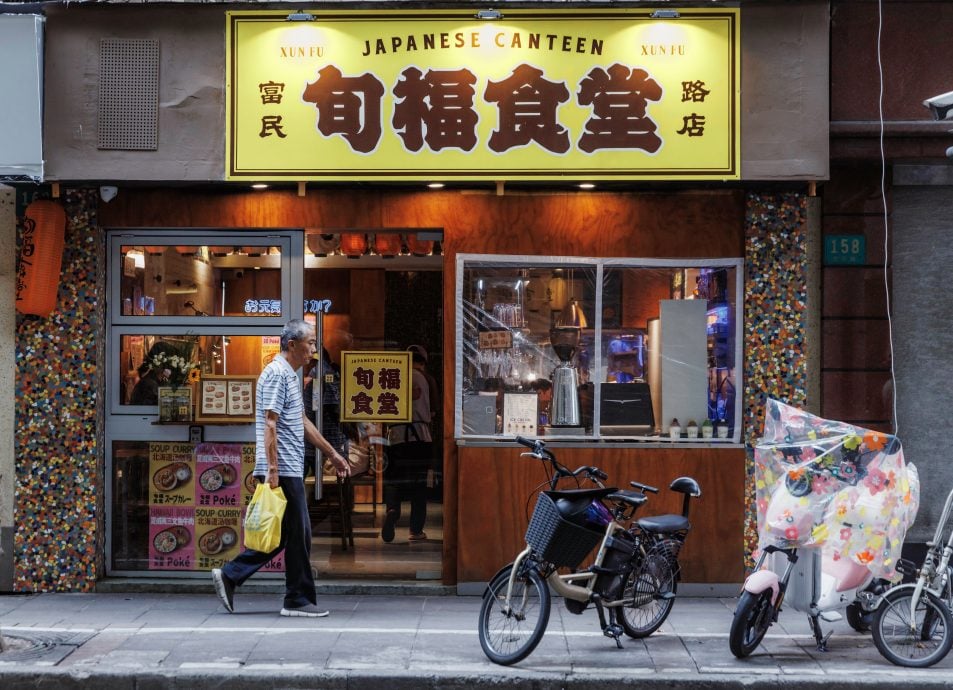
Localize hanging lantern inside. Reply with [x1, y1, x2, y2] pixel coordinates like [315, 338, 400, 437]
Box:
[405, 233, 434, 256]
[307, 232, 340, 257]
[340, 233, 368, 258]
[374, 233, 401, 257]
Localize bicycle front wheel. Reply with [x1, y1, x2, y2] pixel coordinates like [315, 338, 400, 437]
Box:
[872, 587, 953, 668]
[478, 562, 551, 665]
[729, 590, 774, 658]
[619, 552, 677, 638]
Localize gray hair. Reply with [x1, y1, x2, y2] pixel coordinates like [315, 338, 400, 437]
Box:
[280, 319, 313, 351]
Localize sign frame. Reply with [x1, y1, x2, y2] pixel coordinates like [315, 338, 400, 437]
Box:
[226, 8, 740, 182]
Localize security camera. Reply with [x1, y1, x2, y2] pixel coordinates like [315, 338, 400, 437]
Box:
[99, 185, 118, 203]
[923, 91, 953, 121]
[947, 146, 953, 159]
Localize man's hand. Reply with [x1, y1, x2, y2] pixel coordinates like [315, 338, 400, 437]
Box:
[329, 451, 350, 479]
[266, 466, 280, 489]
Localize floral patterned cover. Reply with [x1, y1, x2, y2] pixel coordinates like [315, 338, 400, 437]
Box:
[755, 399, 919, 581]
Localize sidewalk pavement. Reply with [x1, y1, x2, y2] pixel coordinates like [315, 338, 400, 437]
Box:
[1, 585, 951, 689]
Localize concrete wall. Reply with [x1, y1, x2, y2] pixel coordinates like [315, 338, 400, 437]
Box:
[892, 182, 953, 542]
[41, 1, 830, 183]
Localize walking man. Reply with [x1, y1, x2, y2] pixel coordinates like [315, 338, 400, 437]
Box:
[213, 319, 350, 617]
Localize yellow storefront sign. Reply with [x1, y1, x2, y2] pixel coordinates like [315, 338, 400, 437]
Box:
[340, 351, 412, 423]
[226, 8, 739, 181]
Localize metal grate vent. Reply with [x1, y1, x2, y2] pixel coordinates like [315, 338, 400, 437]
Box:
[98, 38, 159, 150]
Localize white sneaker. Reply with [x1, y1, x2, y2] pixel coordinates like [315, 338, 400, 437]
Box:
[280, 603, 330, 617]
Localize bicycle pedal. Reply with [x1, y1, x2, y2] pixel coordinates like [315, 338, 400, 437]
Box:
[657, 591, 676, 601]
[604, 624, 624, 639]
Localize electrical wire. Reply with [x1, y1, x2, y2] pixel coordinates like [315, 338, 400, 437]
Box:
[877, 0, 899, 435]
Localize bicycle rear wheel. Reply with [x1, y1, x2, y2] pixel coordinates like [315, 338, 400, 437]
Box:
[619, 552, 677, 638]
[872, 588, 953, 668]
[478, 561, 551, 665]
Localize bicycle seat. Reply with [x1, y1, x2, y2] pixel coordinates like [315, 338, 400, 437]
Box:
[606, 490, 648, 509]
[637, 513, 690, 533]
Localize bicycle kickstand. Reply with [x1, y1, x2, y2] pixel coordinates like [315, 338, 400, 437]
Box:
[808, 614, 832, 652]
[593, 596, 624, 649]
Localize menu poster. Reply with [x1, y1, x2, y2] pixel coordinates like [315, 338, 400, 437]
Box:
[261, 335, 280, 368]
[195, 507, 242, 570]
[150, 442, 196, 506]
[241, 443, 259, 508]
[502, 393, 538, 437]
[201, 380, 228, 415]
[149, 506, 195, 570]
[195, 443, 242, 509]
[261, 549, 285, 573]
[227, 380, 254, 416]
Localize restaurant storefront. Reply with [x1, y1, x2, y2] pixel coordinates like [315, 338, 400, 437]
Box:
[5, 2, 831, 592]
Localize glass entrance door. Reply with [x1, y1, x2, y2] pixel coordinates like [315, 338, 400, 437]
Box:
[105, 228, 444, 582]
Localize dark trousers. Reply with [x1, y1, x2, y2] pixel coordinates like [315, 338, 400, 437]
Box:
[222, 475, 315, 609]
[384, 441, 432, 534]
[383, 478, 427, 534]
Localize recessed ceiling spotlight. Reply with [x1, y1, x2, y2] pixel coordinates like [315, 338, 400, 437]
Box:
[427, 182, 445, 189]
[578, 183, 596, 190]
[251, 183, 269, 190]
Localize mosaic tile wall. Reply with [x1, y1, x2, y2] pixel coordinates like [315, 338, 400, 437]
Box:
[742, 191, 809, 564]
[15, 188, 102, 592]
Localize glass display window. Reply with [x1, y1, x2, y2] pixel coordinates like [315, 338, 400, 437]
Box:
[118, 244, 282, 318]
[456, 256, 742, 443]
[117, 333, 279, 408]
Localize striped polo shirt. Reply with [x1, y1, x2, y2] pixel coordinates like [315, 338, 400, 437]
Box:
[255, 354, 305, 477]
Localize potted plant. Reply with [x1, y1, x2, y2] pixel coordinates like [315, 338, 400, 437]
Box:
[149, 338, 200, 422]
[701, 418, 714, 439]
[669, 418, 681, 439]
[717, 419, 730, 438]
[686, 419, 699, 439]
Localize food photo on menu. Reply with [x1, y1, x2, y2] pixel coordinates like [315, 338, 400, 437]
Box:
[202, 380, 227, 414]
[227, 380, 253, 416]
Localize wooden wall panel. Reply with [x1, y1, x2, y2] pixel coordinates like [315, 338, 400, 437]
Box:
[457, 445, 746, 584]
[821, 370, 892, 425]
[822, 267, 889, 318]
[822, 319, 891, 370]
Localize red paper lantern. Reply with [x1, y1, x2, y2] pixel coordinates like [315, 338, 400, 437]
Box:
[374, 233, 402, 257]
[16, 200, 66, 317]
[405, 233, 434, 256]
[340, 233, 368, 258]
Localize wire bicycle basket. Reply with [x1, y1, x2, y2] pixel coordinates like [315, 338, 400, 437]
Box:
[525, 491, 605, 569]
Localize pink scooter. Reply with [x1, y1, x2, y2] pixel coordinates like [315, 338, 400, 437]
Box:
[729, 543, 884, 657]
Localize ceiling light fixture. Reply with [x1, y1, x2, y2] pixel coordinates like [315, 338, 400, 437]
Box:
[650, 10, 680, 19]
[475, 9, 503, 20]
[427, 182, 445, 189]
[578, 183, 596, 190]
[251, 183, 269, 190]
[286, 12, 316, 22]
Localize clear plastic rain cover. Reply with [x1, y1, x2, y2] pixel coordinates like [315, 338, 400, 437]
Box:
[755, 399, 919, 581]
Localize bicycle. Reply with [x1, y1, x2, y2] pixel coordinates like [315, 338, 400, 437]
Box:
[871, 484, 953, 668]
[477, 436, 701, 665]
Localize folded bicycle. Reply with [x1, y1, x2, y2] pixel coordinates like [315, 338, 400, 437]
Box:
[477, 436, 701, 665]
[871, 483, 953, 667]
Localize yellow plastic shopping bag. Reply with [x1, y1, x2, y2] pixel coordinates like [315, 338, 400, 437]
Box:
[243, 483, 287, 553]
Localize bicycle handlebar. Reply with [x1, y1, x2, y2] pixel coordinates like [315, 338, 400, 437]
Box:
[630, 480, 660, 494]
[515, 436, 608, 486]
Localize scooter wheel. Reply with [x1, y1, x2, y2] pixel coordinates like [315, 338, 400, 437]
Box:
[846, 602, 873, 632]
[729, 590, 773, 658]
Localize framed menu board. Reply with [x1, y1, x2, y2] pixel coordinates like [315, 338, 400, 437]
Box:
[195, 375, 257, 423]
